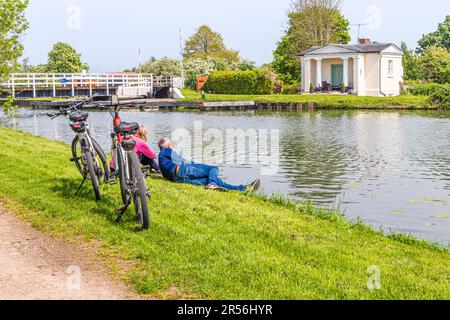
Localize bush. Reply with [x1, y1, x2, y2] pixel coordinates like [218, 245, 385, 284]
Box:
[282, 82, 300, 94]
[408, 83, 450, 96]
[203, 70, 274, 94]
[428, 86, 450, 109]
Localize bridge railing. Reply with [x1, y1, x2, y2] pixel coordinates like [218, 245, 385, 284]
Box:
[0, 73, 182, 98]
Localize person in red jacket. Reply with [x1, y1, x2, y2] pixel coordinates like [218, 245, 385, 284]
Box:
[134, 125, 160, 173]
[110, 125, 160, 173]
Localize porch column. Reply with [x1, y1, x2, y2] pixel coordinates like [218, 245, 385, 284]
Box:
[302, 59, 311, 93]
[316, 58, 322, 88]
[343, 57, 349, 87]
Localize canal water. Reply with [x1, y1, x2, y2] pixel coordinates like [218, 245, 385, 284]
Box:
[6, 108, 450, 245]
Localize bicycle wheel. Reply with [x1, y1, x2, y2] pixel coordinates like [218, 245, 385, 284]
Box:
[71, 136, 85, 178]
[116, 146, 129, 205]
[85, 148, 101, 201]
[128, 152, 150, 230]
[91, 137, 109, 183]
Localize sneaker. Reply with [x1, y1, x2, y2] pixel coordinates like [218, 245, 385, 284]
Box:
[245, 179, 261, 193]
[205, 184, 229, 192]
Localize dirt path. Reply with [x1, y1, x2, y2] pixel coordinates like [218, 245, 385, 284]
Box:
[0, 207, 138, 300]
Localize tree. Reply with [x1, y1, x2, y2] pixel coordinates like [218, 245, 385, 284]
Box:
[183, 57, 217, 89]
[401, 42, 422, 81]
[140, 57, 181, 76]
[45, 42, 89, 73]
[418, 45, 450, 83]
[273, 0, 350, 84]
[291, 0, 350, 46]
[417, 16, 450, 54]
[236, 59, 256, 71]
[0, 0, 29, 114]
[184, 25, 240, 65]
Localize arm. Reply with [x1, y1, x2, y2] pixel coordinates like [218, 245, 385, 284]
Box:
[140, 143, 157, 160]
[168, 149, 186, 165]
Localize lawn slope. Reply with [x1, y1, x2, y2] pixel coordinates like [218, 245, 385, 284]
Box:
[0, 127, 448, 299]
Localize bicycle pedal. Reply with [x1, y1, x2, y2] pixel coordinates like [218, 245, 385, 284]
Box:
[70, 157, 81, 162]
[146, 190, 152, 198]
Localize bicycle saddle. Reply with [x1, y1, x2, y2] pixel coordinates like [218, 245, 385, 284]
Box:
[69, 111, 89, 122]
[114, 122, 139, 134]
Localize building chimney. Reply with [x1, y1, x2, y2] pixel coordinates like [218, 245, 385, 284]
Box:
[358, 38, 371, 45]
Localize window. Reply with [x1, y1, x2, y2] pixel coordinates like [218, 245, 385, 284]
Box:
[388, 60, 394, 77]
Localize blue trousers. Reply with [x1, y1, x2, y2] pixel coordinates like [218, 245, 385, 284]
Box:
[176, 163, 245, 191]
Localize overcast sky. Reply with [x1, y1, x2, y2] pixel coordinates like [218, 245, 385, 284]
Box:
[21, 0, 450, 72]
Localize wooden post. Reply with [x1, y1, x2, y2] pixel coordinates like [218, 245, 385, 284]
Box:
[11, 73, 15, 98]
[71, 74, 75, 97]
[106, 74, 109, 95]
[89, 73, 93, 96]
[32, 73, 36, 98]
[52, 74, 56, 97]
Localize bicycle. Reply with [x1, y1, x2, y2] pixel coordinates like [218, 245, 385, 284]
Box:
[47, 95, 109, 201]
[103, 95, 150, 230]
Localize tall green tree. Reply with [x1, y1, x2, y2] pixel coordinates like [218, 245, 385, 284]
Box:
[418, 45, 450, 83]
[273, 0, 350, 84]
[401, 42, 422, 81]
[0, 0, 29, 114]
[417, 16, 450, 54]
[184, 25, 240, 65]
[45, 42, 89, 73]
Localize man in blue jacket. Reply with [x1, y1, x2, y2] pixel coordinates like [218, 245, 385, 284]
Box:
[157, 137, 260, 192]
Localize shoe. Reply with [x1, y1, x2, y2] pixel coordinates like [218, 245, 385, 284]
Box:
[245, 179, 261, 193]
[205, 184, 229, 192]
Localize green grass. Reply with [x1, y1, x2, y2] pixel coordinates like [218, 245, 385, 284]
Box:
[181, 88, 429, 109]
[0, 127, 449, 300]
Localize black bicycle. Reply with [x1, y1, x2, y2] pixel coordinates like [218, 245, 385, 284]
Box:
[102, 95, 150, 230]
[48, 95, 109, 201]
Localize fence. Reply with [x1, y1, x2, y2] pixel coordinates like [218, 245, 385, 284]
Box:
[0, 73, 182, 98]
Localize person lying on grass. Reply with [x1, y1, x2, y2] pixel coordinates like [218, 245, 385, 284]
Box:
[110, 125, 160, 173]
[157, 137, 261, 192]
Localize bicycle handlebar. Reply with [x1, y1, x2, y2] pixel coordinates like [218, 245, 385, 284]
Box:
[47, 94, 99, 119]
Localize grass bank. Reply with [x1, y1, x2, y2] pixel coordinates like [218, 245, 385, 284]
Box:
[181, 89, 429, 109]
[0, 127, 448, 299]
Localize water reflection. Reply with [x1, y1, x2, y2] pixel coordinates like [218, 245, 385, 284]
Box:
[3, 108, 450, 245]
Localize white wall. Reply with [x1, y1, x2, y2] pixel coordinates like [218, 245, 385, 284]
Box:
[380, 55, 403, 96]
[364, 53, 380, 97]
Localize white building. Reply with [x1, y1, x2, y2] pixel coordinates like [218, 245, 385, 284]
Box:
[299, 40, 404, 97]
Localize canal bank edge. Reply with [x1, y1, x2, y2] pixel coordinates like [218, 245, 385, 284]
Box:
[1, 91, 434, 111]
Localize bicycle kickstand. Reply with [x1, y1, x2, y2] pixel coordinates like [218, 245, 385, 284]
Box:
[115, 202, 131, 224]
[74, 176, 87, 197]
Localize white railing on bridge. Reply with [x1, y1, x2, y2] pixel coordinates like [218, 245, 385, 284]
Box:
[0, 73, 182, 98]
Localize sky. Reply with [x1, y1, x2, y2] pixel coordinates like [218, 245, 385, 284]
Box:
[21, 0, 450, 72]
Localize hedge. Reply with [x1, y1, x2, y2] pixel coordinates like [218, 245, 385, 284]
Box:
[428, 86, 450, 109]
[203, 70, 274, 94]
[407, 83, 450, 96]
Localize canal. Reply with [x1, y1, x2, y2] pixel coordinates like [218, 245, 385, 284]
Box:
[7, 108, 450, 245]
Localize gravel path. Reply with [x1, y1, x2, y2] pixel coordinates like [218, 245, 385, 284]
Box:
[0, 207, 138, 300]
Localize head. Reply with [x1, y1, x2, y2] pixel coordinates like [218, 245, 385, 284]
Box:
[158, 137, 173, 150]
[135, 125, 148, 142]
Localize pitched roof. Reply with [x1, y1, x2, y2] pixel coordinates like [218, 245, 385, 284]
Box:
[299, 43, 401, 56]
